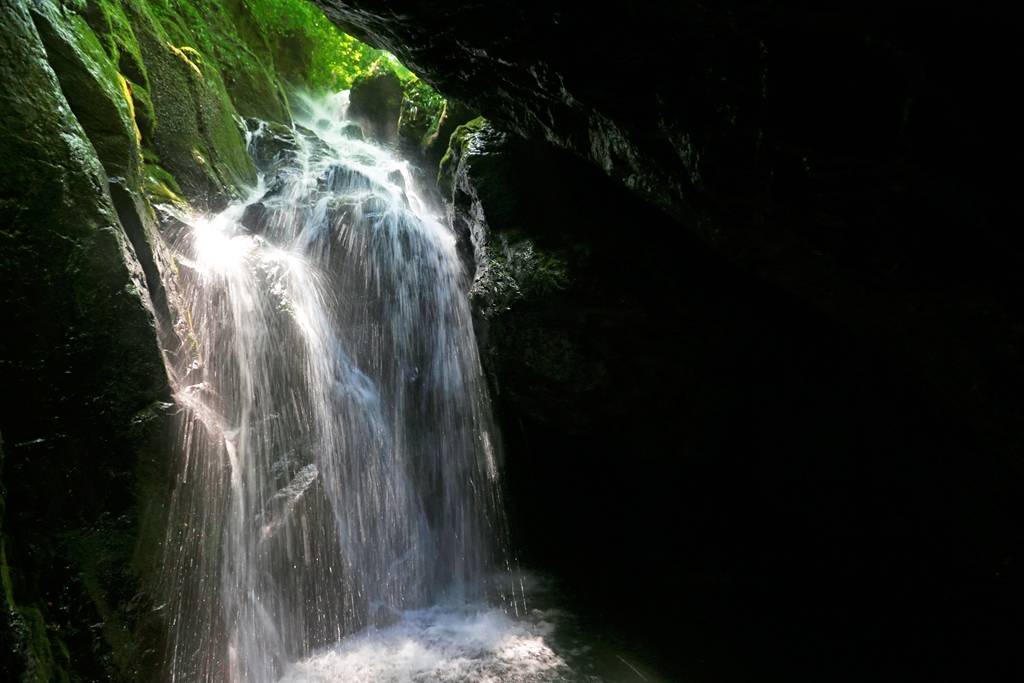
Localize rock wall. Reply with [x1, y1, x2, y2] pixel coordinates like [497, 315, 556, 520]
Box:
[314, 0, 1024, 471]
[0, 0, 302, 678]
[304, 9, 1024, 674]
[433, 110, 1024, 681]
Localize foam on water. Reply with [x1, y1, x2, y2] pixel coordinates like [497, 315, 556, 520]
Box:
[282, 603, 569, 683]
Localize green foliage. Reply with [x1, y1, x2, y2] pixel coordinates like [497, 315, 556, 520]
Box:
[144, 162, 185, 204]
[438, 116, 489, 188]
[245, 0, 386, 90]
[396, 75, 447, 151]
[402, 76, 445, 117]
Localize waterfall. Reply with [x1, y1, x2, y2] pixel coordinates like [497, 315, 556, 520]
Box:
[154, 91, 529, 682]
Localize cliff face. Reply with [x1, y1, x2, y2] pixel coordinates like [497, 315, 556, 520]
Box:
[0, 1, 300, 678]
[304, 9, 1024, 670]
[380, 4, 1024, 677]
[314, 0, 1024, 466]
[430, 106, 1024, 682]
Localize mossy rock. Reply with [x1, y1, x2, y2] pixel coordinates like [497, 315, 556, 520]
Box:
[423, 98, 477, 167]
[438, 116, 521, 232]
[437, 116, 488, 193]
[0, 4, 170, 679]
[128, 80, 156, 146]
[30, 2, 144, 189]
[133, 17, 255, 206]
[143, 162, 185, 205]
[244, 118, 301, 172]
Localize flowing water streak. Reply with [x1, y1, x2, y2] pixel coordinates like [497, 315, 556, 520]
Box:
[157, 91, 514, 682]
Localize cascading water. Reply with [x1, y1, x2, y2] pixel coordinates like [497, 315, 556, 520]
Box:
[155, 91, 548, 681]
[151, 91, 661, 683]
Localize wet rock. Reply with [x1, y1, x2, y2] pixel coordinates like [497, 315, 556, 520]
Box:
[438, 117, 520, 275]
[348, 69, 403, 144]
[387, 169, 406, 189]
[131, 11, 257, 208]
[294, 124, 336, 164]
[325, 197, 359, 226]
[316, 0, 1024, 473]
[341, 122, 364, 140]
[438, 93, 1001, 683]
[319, 163, 380, 195]
[29, 1, 144, 189]
[260, 174, 288, 201]
[362, 194, 393, 214]
[246, 119, 300, 173]
[436, 115, 571, 354]
[240, 202, 269, 234]
[129, 81, 157, 146]
[385, 2, 1024, 677]
[422, 98, 477, 167]
[0, 4, 172, 679]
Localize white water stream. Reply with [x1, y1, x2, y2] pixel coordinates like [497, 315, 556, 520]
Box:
[153, 91, 656, 682]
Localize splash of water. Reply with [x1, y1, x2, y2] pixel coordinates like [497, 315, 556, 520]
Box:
[156, 91, 516, 682]
[280, 603, 568, 682]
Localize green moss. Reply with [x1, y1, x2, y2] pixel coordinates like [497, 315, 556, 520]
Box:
[63, 0, 294, 201]
[127, 10, 254, 203]
[143, 162, 184, 205]
[245, 0, 388, 90]
[438, 116, 489, 188]
[128, 80, 156, 145]
[15, 605, 70, 683]
[31, 3, 145, 188]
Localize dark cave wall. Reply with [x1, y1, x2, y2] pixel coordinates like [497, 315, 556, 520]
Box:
[314, 0, 1024, 468]
[433, 109, 1024, 682]
[343, 2, 1024, 678]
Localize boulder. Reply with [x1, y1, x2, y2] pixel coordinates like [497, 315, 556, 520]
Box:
[347, 69, 403, 144]
[340, 122, 364, 140]
[240, 201, 270, 234]
[245, 119, 301, 173]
